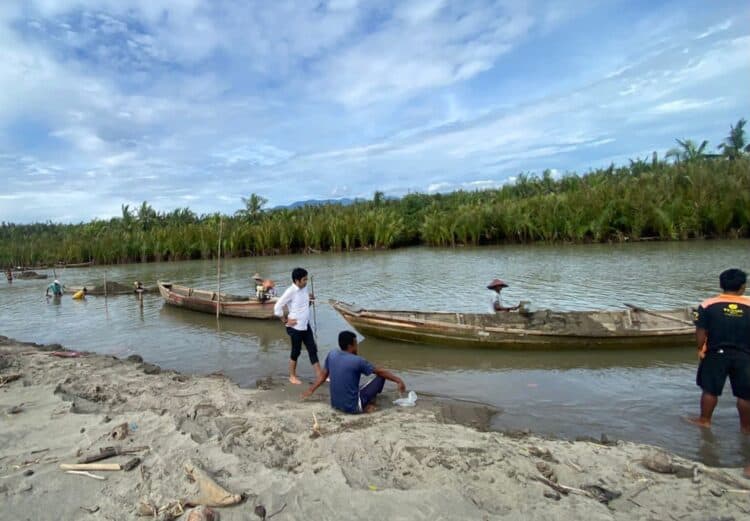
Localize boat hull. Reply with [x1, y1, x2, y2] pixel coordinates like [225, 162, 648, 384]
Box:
[330, 301, 695, 350]
[158, 281, 277, 320]
[65, 285, 156, 296]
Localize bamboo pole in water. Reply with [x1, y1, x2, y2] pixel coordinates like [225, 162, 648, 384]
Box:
[104, 270, 108, 299]
[216, 218, 223, 320]
[310, 275, 318, 338]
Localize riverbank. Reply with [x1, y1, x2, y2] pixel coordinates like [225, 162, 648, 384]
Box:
[1, 336, 748, 520]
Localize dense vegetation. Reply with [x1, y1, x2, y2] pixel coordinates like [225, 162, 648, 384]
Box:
[2, 119, 749, 267]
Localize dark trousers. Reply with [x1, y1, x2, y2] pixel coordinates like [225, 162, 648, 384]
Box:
[286, 325, 319, 365]
[359, 376, 386, 409]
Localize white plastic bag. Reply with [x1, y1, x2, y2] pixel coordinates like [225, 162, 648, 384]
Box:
[393, 390, 418, 407]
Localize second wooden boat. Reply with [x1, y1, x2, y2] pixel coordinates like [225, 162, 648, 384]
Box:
[65, 282, 156, 296]
[157, 281, 277, 319]
[330, 300, 695, 349]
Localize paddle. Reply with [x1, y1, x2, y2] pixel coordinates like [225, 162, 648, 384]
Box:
[623, 303, 694, 326]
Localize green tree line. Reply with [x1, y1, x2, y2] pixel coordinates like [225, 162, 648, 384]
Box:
[2, 119, 749, 267]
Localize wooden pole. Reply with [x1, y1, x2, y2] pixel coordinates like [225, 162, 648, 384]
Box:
[310, 275, 318, 338]
[623, 303, 693, 326]
[60, 463, 122, 471]
[104, 270, 108, 299]
[216, 218, 223, 320]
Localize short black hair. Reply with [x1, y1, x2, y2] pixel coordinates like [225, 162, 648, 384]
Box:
[291, 267, 308, 282]
[719, 268, 747, 292]
[338, 330, 357, 350]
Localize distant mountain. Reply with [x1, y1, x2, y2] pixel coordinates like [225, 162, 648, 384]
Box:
[274, 197, 359, 209]
[273, 194, 400, 209]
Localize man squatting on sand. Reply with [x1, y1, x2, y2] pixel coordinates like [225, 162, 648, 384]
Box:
[273, 267, 324, 385]
[302, 330, 406, 413]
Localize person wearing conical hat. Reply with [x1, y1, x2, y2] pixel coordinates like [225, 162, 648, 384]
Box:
[487, 279, 519, 312]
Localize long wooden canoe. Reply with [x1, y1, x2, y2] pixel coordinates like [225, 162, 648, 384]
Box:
[158, 281, 277, 319]
[64, 283, 156, 296]
[330, 300, 696, 349]
[56, 261, 94, 268]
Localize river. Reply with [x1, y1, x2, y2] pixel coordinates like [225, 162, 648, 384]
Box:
[2, 240, 748, 466]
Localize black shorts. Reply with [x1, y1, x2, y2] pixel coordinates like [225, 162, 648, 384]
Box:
[696, 349, 750, 400]
[286, 325, 318, 365]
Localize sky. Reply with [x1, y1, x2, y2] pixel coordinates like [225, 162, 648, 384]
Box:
[0, 0, 748, 223]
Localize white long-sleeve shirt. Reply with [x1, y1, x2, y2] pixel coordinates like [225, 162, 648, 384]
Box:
[273, 283, 310, 331]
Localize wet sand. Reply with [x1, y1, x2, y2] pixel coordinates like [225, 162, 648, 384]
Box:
[1, 335, 748, 520]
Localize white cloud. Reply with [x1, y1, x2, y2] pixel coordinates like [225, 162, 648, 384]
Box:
[696, 19, 732, 39]
[0, 1, 749, 222]
[427, 182, 453, 193]
[313, 2, 535, 106]
[651, 98, 725, 114]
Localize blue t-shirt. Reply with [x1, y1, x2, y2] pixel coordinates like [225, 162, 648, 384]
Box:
[325, 349, 374, 413]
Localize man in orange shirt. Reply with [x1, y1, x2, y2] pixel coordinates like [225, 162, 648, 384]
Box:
[688, 268, 750, 438]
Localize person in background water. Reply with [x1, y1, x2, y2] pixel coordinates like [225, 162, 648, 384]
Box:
[302, 330, 406, 413]
[5, 268, 11, 283]
[46, 279, 63, 297]
[273, 267, 323, 385]
[72, 287, 87, 300]
[688, 268, 750, 436]
[487, 279, 520, 312]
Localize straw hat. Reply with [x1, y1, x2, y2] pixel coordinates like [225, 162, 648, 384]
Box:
[487, 278, 508, 289]
[252, 273, 263, 281]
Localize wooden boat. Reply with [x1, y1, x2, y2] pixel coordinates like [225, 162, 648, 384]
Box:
[64, 282, 156, 296]
[56, 261, 94, 268]
[330, 300, 695, 349]
[15, 271, 48, 279]
[157, 281, 277, 319]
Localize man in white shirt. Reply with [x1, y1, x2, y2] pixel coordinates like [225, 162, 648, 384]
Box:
[273, 267, 324, 384]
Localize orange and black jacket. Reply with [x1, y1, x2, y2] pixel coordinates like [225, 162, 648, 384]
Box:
[694, 294, 750, 354]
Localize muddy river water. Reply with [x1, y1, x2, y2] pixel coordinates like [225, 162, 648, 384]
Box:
[2, 240, 748, 465]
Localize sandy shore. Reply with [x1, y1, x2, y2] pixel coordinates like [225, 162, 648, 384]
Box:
[1, 335, 749, 520]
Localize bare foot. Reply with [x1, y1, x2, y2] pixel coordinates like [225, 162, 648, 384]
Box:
[363, 403, 378, 413]
[289, 376, 302, 385]
[684, 416, 711, 429]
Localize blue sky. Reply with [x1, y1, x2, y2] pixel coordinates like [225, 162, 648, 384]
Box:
[1, 0, 748, 223]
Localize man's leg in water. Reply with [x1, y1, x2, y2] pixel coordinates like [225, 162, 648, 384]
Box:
[738, 398, 750, 434]
[688, 392, 718, 428]
[688, 352, 726, 428]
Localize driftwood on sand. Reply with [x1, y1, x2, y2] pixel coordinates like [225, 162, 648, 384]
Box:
[640, 450, 750, 491]
[137, 461, 242, 520]
[60, 463, 122, 471]
[184, 460, 242, 507]
[0, 374, 22, 387]
[77, 445, 149, 464]
[65, 470, 106, 480]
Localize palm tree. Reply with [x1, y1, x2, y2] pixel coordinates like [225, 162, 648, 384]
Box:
[666, 139, 709, 163]
[718, 118, 750, 160]
[237, 193, 268, 223]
